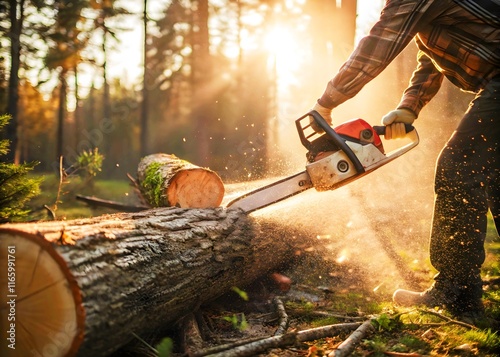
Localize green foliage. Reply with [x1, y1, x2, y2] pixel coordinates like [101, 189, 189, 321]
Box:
[310, 316, 339, 328]
[156, 337, 174, 357]
[285, 300, 315, 314]
[222, 313, 248, 331]
[484, 289, 500, 320]
[0, 115, 41, 222]
[372, 313, 402, 332]
[464, 328, 500, 351]
[394, 334, 429, 352]
[141, 162, 165, 206]
[362, 335, 388, 356]
[231, 286, 249, 301]
[75, 148, 104, 181]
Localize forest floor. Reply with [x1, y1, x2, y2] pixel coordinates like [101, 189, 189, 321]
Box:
[115, 231, 499, 357]
[27, 174, 500, 357]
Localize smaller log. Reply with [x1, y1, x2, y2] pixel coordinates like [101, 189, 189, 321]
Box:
[137, 153, 224, 208]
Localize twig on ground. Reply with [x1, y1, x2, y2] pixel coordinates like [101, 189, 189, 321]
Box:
[127, 172, 150, 207]
[203, 332, 298, 357]
[182, 314, 205, 355]
[273, 297, 289, 336]
[328, 319, 375, 357]
[191, 322, 362, 357]
[417, 309, 478, 330]
[187, 336, 271, 357]
[288, 308, 366, 321]
[384, 352, 423, 357]
[131, 332, 158, 355]
[43, 204, 56, 220]
[296, 322, 362, 342]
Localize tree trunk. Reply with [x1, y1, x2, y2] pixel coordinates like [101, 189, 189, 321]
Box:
[0, 207, 308, 357]
[56, 72, 67, 161]
[190, 0, 212, 166]
[6, 0, 24, 164]
[137, 153, 225, 208]
[140, 0, 149, 157]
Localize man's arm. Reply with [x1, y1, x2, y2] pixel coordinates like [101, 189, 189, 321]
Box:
[318, 0, 434, 110]
[397, 44, 444, 117]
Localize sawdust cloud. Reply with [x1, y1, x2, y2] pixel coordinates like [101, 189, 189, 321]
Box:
[241, 44, 474, 300]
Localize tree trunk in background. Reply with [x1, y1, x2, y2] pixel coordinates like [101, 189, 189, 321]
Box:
[0, 207, 311, 357]
[306, 0, 357, 88]
[102, 26, 111, 132]
[332, 0, 357, 58]
[73, 62, 81, 153]
[140, 0, 149, 157]
[56, 72, 67, 162]
[6, 0, 24, 164]
[191, 0, 212, 166]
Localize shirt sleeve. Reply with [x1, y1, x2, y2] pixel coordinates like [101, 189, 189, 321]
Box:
[318, 0, 432, 109]
[397, 43, 444, 116]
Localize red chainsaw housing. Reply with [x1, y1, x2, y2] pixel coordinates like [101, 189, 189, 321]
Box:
[334, 118, 384, 153]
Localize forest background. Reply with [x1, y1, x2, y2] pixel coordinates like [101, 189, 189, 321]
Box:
[0, 0, 472, 187]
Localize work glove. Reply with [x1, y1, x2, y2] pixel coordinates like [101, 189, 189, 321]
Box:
[309, 102, 333, 133]
[381, 108, 416, 140]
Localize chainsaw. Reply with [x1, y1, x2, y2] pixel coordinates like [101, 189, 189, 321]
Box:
[226, 110, 419, 213]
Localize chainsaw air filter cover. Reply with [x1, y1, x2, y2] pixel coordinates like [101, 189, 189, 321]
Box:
[307, 118, 385, 162]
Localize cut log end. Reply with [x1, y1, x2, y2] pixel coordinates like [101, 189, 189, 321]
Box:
[0, 230, 84, 357]
[167, 168, 225, 208]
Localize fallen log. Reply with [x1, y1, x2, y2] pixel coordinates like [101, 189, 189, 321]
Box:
[0, 207, 310, 357]
[75, 194, 148, 212]
[137, 153, 225, 208]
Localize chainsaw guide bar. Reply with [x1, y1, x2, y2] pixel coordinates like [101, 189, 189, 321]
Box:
[225, 171, 313, 213]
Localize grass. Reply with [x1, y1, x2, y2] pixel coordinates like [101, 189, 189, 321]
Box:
[25, 172, 140, 220]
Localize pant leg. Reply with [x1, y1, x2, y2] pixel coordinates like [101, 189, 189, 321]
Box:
[429, 76, 500, 313]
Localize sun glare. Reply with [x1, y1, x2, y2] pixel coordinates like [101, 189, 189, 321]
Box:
[264, 26, 303, 88]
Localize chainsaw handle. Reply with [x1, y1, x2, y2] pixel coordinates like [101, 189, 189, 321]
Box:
[373, 124, 414, 136]
[304, 110, 365, 174]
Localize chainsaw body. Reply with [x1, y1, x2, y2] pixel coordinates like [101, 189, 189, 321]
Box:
[296, 111, 419, 192]
[225, 110, 419, 213]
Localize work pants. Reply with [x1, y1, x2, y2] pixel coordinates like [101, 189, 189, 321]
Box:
[430, 75, 500, 313]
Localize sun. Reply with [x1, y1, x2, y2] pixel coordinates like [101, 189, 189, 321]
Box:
[264, 26, 303, 88]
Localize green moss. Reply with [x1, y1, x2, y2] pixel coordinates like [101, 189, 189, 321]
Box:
[141, 162, 165, 206]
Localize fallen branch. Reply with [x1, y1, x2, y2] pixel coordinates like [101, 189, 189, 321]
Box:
[203, 332, 298, 357]
[191, 322, 362, 357]
[290, 309, 366, 321]
[417, 309, 478, 330]
[75, 194, 149, 212]
[328, 319, 375, 357]
[188, 336, 268, 357]
[273, 297, 289, 336]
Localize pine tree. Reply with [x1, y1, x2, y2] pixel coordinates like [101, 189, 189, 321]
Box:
[0, 114, 41, 222]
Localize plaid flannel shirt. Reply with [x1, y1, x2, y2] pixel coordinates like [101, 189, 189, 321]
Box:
[318, 0, 500, 116]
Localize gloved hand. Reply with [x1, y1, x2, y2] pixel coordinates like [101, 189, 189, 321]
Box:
[309, 102, 333, 133]
[381, 108, 416, 139]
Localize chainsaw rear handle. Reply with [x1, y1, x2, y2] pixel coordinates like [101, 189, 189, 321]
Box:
[297, 110, 366, 174]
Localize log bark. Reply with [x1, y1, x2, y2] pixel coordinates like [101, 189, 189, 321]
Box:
[137, 153, 224, 208]
[0, 207, 309, 357]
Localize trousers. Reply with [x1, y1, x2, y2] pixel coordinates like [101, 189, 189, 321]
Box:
[429, 75, 500, 311]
